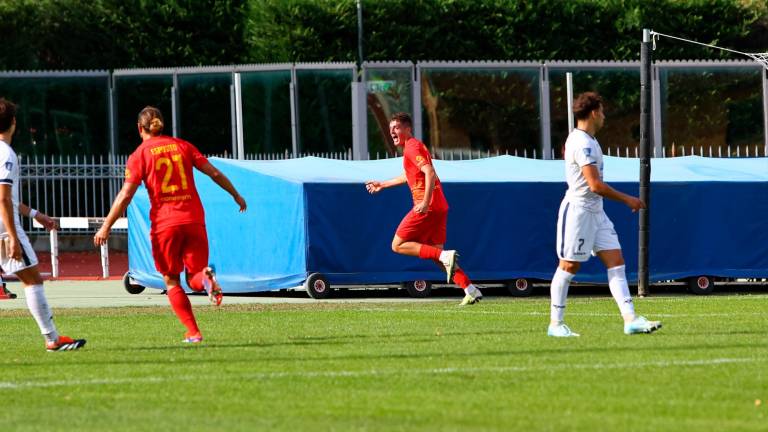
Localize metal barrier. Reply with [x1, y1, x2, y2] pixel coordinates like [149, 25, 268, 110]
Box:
[33, 217, 127, 278]
[20, 155, 126, 233]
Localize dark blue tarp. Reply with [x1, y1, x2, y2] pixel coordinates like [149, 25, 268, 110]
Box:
[128, 155, 768, 292]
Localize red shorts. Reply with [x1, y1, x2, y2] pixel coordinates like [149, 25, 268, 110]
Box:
[150, 223, 209, 276]
[395, 208, 448, 245]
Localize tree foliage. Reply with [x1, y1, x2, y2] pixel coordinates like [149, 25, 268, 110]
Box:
[248, 0, 768, 63]
[1, 0, 766, 70]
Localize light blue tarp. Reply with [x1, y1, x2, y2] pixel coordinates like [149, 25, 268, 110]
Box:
[128, 155, 768, 292]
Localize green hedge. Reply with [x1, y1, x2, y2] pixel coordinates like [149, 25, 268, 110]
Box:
[0, 0, 766, 69]
[0, 0, 248, 70]
[248, 0, 768, 62]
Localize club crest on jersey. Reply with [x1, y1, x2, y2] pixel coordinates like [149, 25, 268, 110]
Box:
[415, 155, 425, 165]
[582, 148, 592, 157]
[4, 162, 12, 171]
[125, 168, 132, 178]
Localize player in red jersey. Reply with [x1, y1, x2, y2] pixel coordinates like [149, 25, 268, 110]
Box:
[94, 107, 247, 343]
[366, 112, 482, 305]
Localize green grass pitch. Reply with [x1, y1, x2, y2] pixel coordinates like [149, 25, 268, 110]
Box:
[1, 294, 767, 431]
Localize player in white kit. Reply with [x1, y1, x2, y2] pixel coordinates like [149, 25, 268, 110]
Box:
[0, 98, 86, 351]
[548, 92, 662, 337]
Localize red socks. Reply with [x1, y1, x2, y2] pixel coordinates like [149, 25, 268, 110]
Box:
[166, 286, 200, 335]
[430, 259, 472, 289]
[187, 272, 206, 292]
[419, 245, 442, 261]
[419, 245, 473, 289]
[453, 268, 471, 289]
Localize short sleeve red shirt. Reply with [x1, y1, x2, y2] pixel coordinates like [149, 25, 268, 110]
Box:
[125, 136, 208, 231]
[402, 137, 448, 210]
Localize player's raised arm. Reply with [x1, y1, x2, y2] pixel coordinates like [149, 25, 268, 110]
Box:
[581, 165, 645, 212]
[94, 181, 139, 246]
[365, 173, 406, 194]
[197, 162, 247, 212]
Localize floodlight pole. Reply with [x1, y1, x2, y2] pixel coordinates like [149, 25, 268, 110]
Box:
[638, 29, 652, 297]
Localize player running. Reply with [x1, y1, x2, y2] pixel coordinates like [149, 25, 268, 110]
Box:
[366, 112, 482, 306]
[95, 106, 246, 343]
[0, 98, 86, 351]
[548, 92, 662, 337]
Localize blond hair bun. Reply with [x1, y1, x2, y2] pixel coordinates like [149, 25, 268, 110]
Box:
[149, 118, 163, 135]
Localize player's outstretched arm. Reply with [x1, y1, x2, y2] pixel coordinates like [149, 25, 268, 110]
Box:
[581, 165, 645, 212]
[19, 203, 57, 231]
[365, 173, 406, 194]
[94, 182, 139, 246]
[198, 162, 247, 212]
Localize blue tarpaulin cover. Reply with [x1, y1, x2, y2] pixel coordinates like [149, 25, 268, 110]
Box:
[127, 155, 768, 292]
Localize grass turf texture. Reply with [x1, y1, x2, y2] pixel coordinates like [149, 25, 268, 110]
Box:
[1, 294, 767, 431]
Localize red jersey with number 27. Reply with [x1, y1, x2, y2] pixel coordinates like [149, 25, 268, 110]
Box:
[403, 137, 448, 211]
[124, 136, 208, 231]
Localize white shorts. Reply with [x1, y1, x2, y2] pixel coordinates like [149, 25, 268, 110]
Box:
[0, 229, 39, 274]
[556, 198, 621, 262]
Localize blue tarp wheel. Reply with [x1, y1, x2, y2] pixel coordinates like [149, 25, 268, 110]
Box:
[687, 276, 715, 295]
[506, 278, 533, 297]
[305, 273, 332, 299]
[122, 272, 146, 295]
[401, 280, 432, 298]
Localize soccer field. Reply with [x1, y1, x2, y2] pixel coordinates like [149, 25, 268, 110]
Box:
[2, 294, 767, 431]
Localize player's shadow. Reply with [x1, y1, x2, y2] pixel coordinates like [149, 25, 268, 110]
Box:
[105, 329, 526, 353]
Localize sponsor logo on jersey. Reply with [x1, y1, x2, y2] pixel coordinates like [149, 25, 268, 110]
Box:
[4, 162, 12, 171]
[125, 168, 132, 179]
[415, 155, 426, 165]
[582, 148, 592, 157]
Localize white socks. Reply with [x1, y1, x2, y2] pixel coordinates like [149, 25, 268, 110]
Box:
[463, 284, 481, 297]
[550, 268, 575, 323]
[24, 285, 59, 343]
[438, 250, 453, 264]
[607, 265, 635, 317]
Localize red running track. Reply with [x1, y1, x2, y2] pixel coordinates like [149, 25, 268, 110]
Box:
[34, 251, 129, 280]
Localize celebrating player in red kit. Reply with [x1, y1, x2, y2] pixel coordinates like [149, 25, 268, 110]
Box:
[94, 106, 246, 343]
[366, 112, 483, 305]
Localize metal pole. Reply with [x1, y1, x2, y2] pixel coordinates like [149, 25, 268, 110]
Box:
[100, 243, 109, 278]
[229, 82, 237, 157]
[108, 78, 117, 156]
[638, 29, 653, 297]
[50, 229, 59, 279]
[412, 64, 423, 141]
[540, 65, 552, 159]
[356, 0, 364, 70]
[234, 72, 245, 160]
[566, 72, 574, 133]
[289, 66, 300, 155]
[762, 68, 768, 157]
[171, 72, 179, 138]
[651, 65, 663, 158]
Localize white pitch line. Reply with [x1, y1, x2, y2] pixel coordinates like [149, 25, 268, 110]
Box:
[0, 357, 761, 390]
[355, 307, 764, 318]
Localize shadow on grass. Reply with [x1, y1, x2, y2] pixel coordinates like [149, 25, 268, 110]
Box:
[5, 337, 762, 369]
